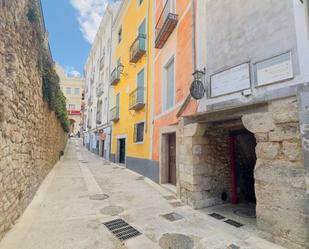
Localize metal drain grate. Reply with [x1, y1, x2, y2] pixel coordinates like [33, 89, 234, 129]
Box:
[161, 212, 184, 222]
[103, 219, 141, 241]
[228, 244, 240, 249]
[209, 213, 226, 220]
[224, 219, 244, 228]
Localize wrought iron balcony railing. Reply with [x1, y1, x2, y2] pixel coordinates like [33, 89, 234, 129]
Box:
[110, 68, 120, 86]
[88, 97, 93, 106]
[155, 0, 178, 49]
[96, 84, 104, 97]
[110, 106, 120, 122]
[99, 56, 105, 70]
[129, 34, 146, 63]
[129, 87, 145, 111]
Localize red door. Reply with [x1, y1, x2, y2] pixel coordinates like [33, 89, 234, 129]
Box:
[168, 133, 176, 185]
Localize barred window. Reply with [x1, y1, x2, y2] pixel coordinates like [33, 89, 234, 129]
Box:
[134, 122, 144, 143]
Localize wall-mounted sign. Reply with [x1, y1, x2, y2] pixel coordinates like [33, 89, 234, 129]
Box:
[68, 110, 81, 115]
[254, 52, 293, 86]
[210, 63, 250, 97]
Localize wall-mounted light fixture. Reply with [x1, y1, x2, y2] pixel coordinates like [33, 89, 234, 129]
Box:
[190, 68, 206, 100]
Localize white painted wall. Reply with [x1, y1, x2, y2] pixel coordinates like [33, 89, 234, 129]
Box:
[196, 0, 309, 113]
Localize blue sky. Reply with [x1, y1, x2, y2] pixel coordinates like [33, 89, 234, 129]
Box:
[41, 0, 108, 77]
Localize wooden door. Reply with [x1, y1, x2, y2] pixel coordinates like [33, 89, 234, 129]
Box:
[168, 133, 176, 185]
[119, 139, 126, 164]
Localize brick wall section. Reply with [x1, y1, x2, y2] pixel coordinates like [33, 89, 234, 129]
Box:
[0, 0, 67, 240]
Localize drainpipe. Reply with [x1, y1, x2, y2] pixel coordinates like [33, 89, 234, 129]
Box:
[192, 0, 196, 71]
[176, 0, 196, 117]
[107, 6, 113, 160]
[145, 0, 151, 133]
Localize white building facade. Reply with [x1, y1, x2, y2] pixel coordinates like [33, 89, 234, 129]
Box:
[84, 2, 120, 159]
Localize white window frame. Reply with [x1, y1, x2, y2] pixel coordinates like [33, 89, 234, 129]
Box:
[68, 104, 76, 110]
[162, 55, 175, 112]
[74, 88, 80, 95]
[134, 121, 145, 144]
[66, 87, 72, 95]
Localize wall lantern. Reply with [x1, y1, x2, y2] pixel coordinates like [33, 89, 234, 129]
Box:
[117, 64, 125, 74]
[190, 69, 206, 100]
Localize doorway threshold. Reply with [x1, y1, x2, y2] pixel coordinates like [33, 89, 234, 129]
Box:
[161, 183, 177, 195]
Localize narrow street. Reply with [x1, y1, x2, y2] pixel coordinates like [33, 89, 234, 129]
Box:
[0, 139, 286, 249]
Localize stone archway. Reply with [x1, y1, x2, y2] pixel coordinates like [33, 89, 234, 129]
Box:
[242, 97, 308, 249]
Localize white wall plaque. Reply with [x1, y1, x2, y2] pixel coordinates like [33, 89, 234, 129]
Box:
[210, 63, 250, 97]
[254, 52, 293, 86]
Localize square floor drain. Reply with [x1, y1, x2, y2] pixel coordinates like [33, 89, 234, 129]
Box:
[209, 213, 226, 220]
[161, 212, 184, 222]
[228, 244, 240, 249]
[103, 219, 141, 241]
[224, 219, 244, 228]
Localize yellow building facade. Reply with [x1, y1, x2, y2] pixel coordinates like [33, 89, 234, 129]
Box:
[110, 0, 156, 180]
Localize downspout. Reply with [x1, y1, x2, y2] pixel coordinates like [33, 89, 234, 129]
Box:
[145, 0, 151, 133]
[192, 0, 197, 71]
[107, 6, 113, 160]
[176, 0, 196, 117]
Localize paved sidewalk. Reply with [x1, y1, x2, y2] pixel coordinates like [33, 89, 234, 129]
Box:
[0, 139, 287, 249]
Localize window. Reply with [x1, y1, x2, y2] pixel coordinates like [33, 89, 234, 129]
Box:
[134, 122, 144, 143]
[66, 87, 71, 95]
[68, 104, 76, 110]
[118, 26, 122, 44]
[74, 88, 80, 95]
[306, 0, 309, 27]
[137, 68, 145, 103]
[96, 100, 103, 124]
[139, 19, 146, 35]
[163, 57, 175, 110]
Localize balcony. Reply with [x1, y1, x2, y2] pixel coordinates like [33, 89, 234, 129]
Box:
[110, 106, 119, 122]
[99, 56, 105, 70]
[110, 68, 120, 86]
[129, 34, 146, 63]
[129, 87, 145, 111]
[155, 0, 178, 49]
[96, 84, 104, 97]
[88, 97, 93, 106]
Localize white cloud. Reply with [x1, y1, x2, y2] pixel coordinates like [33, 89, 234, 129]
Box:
[64, 65, 82, 78]
[69, 0, 109, 43]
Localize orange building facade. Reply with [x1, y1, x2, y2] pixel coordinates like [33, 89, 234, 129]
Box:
[152, 0, 196, 190]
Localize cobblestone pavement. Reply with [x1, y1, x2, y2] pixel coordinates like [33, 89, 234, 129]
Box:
[0, 139, 287, 249]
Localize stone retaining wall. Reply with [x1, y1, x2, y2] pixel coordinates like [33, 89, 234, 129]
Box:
[0, 0, 67, 240]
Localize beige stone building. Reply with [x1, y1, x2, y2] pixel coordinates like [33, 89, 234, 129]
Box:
[56, 65, 84, 135]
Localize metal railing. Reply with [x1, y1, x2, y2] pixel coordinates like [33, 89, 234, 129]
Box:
[129, 34, 146, 63]
[110, 68, 120, 86]
[96, 84, 104, 97]
[99, 56, 105, 70]
[155, 0, 178, 49]
[129, 87, 145, 110]
[110, 106, 120, 121]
